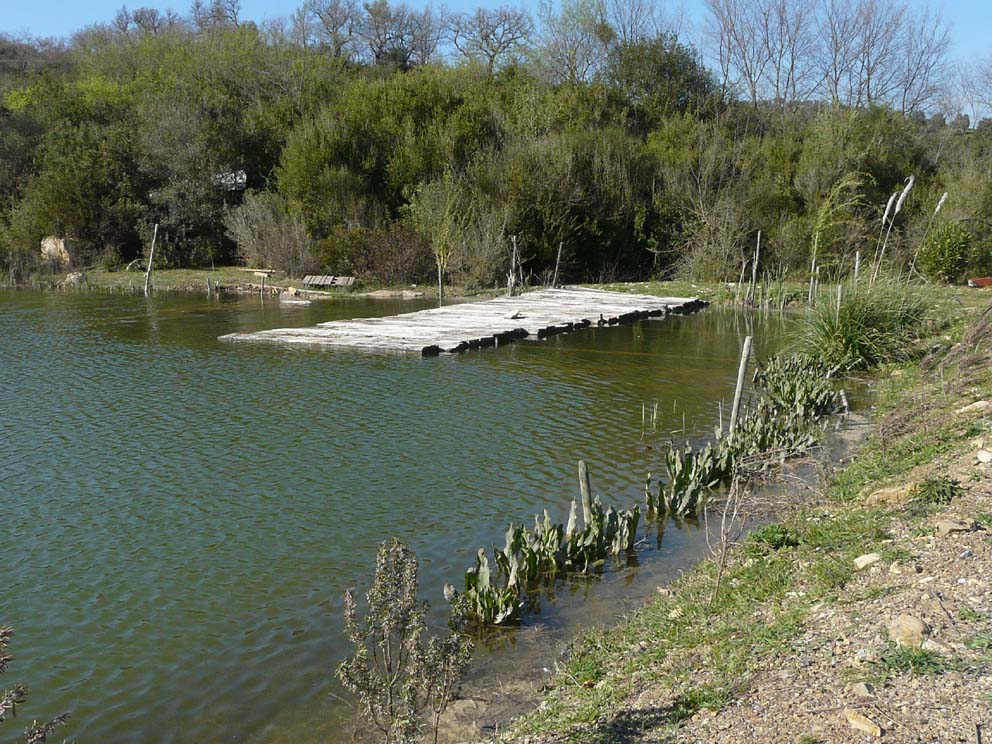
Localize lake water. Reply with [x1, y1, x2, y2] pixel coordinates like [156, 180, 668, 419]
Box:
[0, 289, 789, 743]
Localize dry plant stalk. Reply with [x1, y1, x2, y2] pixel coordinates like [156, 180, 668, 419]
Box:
[706, 470, 755, 605]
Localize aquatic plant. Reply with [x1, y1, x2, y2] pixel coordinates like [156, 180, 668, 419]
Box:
[455, 496, 641, 625]
[0, 626, 68, 743]
[457, 349, 847, 624]
[650, 353, 842, 518]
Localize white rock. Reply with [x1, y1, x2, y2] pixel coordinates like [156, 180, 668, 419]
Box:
[854, 553, 882, 570]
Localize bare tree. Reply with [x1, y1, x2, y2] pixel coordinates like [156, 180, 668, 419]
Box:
[815, 0, 858, 104]
[759, 0, 819, 108]
[850, 0, 904, 106]
[448, 6, 533, 75]
[893, 4, 950, 114]
[535, 0, 615, 84]
[705, 0, 770, 107]
[358, 0, 443, 67]
[304, 0, 361, 58]
[191, 0, 241, 30]
[605, 0, 670, 46]
[113, 6, 188, 36]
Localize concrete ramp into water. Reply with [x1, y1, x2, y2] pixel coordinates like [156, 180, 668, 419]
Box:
[219, 286, 707, 356]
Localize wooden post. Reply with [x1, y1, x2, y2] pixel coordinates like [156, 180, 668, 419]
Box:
[507, 235, 517, 298]
[260, 274, 266, 298]
[836, 283, 842, 322]
[577, 460, 593, 528]
[729, 335, 753, 434]
[552, 241, 563, 287]
[437, 263, 444, 307]
[747, 231, 760, 304]
[144, 223, 158, 296]
[854, 250, 861, 283]
[807, 257, 816, 306]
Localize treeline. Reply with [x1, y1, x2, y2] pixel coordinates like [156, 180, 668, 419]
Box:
[2, 0, 992, 286]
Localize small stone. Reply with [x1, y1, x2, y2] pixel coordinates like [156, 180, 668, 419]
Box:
[854, 553, 882, 570]
[887, 614, 928, 648]
[866, 485, 914, 506]
[922, 639, 950, 654]
[977, 449, 992, 464]
[844, 709, 882, 737]
[855, 647, 881, 663]
[889, 561, 903, 575]
[850, 681, 875, 698]
[936, 519, 976, 538]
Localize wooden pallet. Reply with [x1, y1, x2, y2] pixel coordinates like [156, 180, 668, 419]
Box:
[301, 275, 356, 288]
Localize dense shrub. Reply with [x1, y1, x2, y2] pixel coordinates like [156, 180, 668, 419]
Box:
[314, 223, 435, 284]
[918, 222, 972, 282]
[223, 191, 317, 277]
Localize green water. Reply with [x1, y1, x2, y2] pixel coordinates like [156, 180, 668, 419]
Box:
[0, 289, 789, 742]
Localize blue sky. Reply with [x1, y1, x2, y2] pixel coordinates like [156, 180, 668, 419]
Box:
[3, 0, 990, 61]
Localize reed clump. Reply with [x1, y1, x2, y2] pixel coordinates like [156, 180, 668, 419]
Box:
[791, 282, 928, 371]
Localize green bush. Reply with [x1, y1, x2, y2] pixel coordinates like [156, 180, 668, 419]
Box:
[791, 282, 928, 370]
[918, 222, 972, 282]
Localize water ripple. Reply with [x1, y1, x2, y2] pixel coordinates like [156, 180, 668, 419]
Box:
[0, 290, 788, 742]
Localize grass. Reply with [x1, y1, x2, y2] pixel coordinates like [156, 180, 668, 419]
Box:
[877, 644, 948, 675]
[790, 280, 931, 370]
[500, 292, 989, 743]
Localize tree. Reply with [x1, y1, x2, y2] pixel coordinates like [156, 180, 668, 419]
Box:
[604, 33, 716, 129]
[358, 0, 443, 68]
[448, 6, 533, 76]
[303, 0, 361, 58]
[534, 0, 615, 84]
[705, 0, 770, 107]
[407, 170, 465, 306]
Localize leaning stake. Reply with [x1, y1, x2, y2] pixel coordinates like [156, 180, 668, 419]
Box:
[729, 335, 753, 434]
[144, 223, 158, 296]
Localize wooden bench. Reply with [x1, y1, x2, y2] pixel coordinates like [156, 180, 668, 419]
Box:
[301, 275, 356, 288]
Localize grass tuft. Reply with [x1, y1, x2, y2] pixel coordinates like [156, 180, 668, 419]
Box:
[791, 281, 929, 370]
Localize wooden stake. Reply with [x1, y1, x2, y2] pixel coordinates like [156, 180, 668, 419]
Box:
[854, 250, 861, 283]
[748, 231, 760, 304]
[807, 257, 816, 305]
[507, 235, 518, 298]
[577, 460, 593, 528]
[552, 241, 563, 287]
[729, 335, 753, 434]
[437, 263, 444, 307]
[836, 283, 842, 322]
[144, 223, 158, 296]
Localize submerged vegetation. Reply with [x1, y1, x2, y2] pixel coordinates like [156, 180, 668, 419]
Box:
[0, 626, 68, 743]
